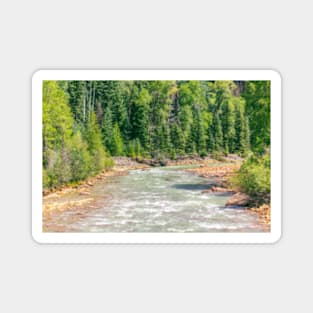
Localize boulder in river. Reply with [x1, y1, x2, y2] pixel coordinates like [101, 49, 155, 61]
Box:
[211, 186, 230, 193]
[226, 192, 251, 206]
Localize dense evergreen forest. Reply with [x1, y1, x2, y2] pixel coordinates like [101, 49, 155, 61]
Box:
[43, 80, 270, 189]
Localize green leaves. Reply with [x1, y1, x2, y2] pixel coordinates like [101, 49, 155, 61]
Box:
[43, 82, 113, 189]
[234, 152, 271, 197]
[43, 79, 271, 190]
[111, 123, 125, 156]
[243, 81, 270, 153]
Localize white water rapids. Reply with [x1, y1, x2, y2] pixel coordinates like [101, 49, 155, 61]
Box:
[64, 166, 267, 232]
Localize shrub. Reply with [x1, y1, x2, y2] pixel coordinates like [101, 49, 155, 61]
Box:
[234, 152, 270, 197]
[104, 158, 114, 170]
[70, 132, 92, 181]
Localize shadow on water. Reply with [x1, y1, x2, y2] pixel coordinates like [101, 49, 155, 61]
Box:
[171, 183, 215, 191]
[218, 205, 247, 210]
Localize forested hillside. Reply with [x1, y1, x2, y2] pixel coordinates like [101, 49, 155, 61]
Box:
[43, 80, 270, 188]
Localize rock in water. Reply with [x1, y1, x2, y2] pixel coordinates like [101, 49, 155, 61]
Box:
[226, 192, 251, 206]
[211, 186, 230, 193]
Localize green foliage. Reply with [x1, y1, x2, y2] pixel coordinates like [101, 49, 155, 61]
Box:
[170, 123, 185, 157]
[111, 123, 125, 156]
[233, 97, 250, 156]
[103, 157, 114, 170]
[192, 108, 207, 156]
[209, 113, 223, 152]
[101, 106, 114, 153]
[126, 138, 143, 159]
[243, 81, 270, 153]
[43, 79, 270, 193]
[234, 152, 271, 197]
[84, 112, 109, 173]
[130, 88, 151, 151]
[43, 81, 113, 189]
[69, 131, 91, 181]
[43, 148, 72, 188]
[126, 140, 136, 158]
[43, 81, 73, 152]
[134, 138, 143, 159]
[43, 81, 75, 187]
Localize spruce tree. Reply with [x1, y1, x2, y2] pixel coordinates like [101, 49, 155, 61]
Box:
[84, 112, 107, 173]
[101, 106, 114, 154]
[130, 89, 151, 153]
[221, 100, 236, 154]
[111, 123, 124, 156]
[170, 123, 185, 157]
[43, 81, 74, 187]
[213, 113, 223, 153]
[193, 108, 207, 157]
[41, 79, 273, 190]
[234, 98, 250, 155]
[243, 81, 270, 153]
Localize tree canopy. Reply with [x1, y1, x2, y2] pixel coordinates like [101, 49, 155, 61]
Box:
[42, 80, 271, 188]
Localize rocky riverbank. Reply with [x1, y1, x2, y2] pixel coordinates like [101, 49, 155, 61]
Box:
[184, 160, 271, 227]
[135, 154, 243, 167]
[43, 158, 150, 231]
[42, 155, 271, 231]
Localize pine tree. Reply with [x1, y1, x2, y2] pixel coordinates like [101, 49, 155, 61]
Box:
[170, 123, 185, 157]
[134, 138, 142, 159]
[193, 108, 207, 156]
[67, 81, 85, 125]
[185, 130, 196, 155]
[213, 113, 223, 153]
[130, 89, 151, 152]
[84, 112, 107, 173]
[41, 79, 273, 190]
[111, 123, 124, 156]
[127, 140, 136, 158]
[234, 98, 250, 155]
[178, 105, 193, 154]
[221, 100, 236, 154]
[101, 106, 114, 154]
[43, 81, 74, 187]
[69, 131, 92, 181]
[243, 81, 270, 153]
[159, 122, 171, 156]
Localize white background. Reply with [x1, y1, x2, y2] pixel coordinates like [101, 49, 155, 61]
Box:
[0, 0, 311, 312]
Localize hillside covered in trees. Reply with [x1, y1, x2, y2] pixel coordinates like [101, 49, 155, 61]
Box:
[43, 80, 270, 189]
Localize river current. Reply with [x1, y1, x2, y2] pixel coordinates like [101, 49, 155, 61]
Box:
[65, 166, 267, 232]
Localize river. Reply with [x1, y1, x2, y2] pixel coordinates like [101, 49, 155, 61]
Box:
[46, 165, 268, 233]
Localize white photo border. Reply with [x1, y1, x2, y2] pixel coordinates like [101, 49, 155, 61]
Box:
[32, 69, 282, 244]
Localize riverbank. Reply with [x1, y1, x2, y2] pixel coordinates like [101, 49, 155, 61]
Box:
[43, 156, 233, 230]
[43, 155, 270, 231]
[43, 158, 149, 195]
[44, 161, 268, 233]
[43, 158, 150, 231]
[183, 161, 271, 227]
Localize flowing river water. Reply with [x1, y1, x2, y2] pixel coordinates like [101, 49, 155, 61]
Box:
[45, 165, 268, 233]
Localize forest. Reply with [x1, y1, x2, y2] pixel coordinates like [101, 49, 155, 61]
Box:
[43, 80, 270, 196]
